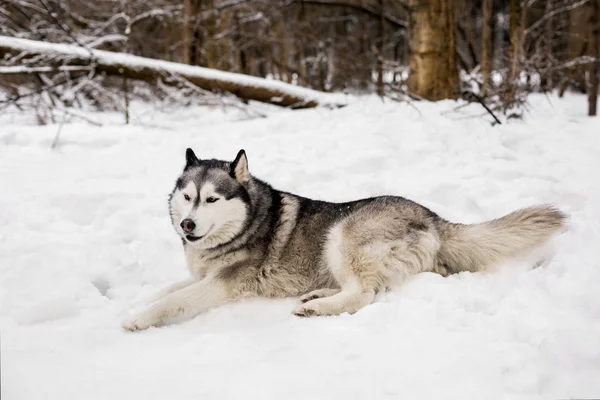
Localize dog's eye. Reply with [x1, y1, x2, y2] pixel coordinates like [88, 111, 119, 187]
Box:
[206, 197, 219, 204]
[183, 194, 191, 201]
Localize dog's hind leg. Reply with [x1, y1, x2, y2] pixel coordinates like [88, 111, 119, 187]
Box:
[292, 209, 440, 317]
[292, 250, 379, 316]
[299, 288, 341, 303]
[294, 286, 375, 317]
[293, 224, 380, 317]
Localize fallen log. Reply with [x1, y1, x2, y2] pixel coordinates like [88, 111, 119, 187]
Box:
[0, 36, 347, 109]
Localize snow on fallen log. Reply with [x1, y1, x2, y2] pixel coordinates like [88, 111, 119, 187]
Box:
[0, 65, 92, 74]
[0, 36, 347, 109]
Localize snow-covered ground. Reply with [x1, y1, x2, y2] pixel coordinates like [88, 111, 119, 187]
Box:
[1, 94, 600, 400]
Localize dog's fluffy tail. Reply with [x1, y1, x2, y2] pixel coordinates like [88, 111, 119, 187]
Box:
[437, 205, 567, 273]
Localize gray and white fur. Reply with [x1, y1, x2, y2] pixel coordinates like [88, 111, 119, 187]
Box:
[122, 149, 566, 330]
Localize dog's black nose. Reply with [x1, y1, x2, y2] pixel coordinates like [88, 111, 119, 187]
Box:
[180, 219, 195, 233]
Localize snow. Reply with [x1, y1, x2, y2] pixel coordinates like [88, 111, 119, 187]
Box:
[0, 35, 347, 107]
[1, 93, 600, 399]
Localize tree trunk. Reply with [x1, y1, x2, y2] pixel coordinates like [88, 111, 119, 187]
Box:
[407, 0, 458, 101]
[233, 11, 247, 74]
[568, 3, 589, 92]
[182, 0, 193, 65]
[275, 14, 289, 82]
[541, 0, 553, 90]
[163, 24, 171, 62]
[376, 0, 385, 97]
[481, 0, 493, 95]
[294, 0, 308, 87]
[589, 0, 599, 116]
[359, 14, 371, 91]
[217, 9, 234, 72]
[205, 1, 217, 69]
[504, 0, 527, 109]
[456, 0, 479, 70]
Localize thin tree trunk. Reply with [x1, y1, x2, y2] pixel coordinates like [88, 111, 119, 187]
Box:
[218, 9, 233, 71]
[192, 2, 203, 67]
[407, 0, 458, 100]
[233, 11, 246, 74]
[457, 0, 479, 70]
[182, 0, 192, 64]
[504, 0, 527, 109]
[275, 15, 288, 82]
[588, 0, 599, 116]
[568, 3, 589, 92]
[541, 0, 553, 90]
[205, 1, 217, 69]
[124, 0, 132, 124]
[163, 24, 171, 62]
[376, 0, 385, 97]
[504, 0, 519, 106]
[294, 0, 308, 86]
[122, 76, 129, 124]
[481, 0, 493, 95]
[360, 14, 370, 90]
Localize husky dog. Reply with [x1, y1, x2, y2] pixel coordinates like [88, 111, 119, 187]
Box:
[122, 149, 566, 331]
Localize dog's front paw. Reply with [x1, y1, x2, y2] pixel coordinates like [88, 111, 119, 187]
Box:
[121, 311, 158, 331]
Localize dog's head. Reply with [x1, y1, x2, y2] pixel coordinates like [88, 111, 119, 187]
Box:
[169, 148, 252, 249]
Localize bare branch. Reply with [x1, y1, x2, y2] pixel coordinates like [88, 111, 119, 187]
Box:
[525, 0, 590, 36]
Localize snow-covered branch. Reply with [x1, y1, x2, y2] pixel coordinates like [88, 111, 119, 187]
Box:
[0, 65, 92, 74]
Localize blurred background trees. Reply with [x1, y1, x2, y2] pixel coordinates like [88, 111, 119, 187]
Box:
[1, 0, 599, 119]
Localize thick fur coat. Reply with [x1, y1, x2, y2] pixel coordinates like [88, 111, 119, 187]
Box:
[122, 149, 566, 330]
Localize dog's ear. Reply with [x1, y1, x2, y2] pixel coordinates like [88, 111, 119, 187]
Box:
[185, 148, 199, 168]
[231, 149, 250, 183]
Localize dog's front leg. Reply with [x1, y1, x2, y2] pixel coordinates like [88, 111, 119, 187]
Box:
[134, 278, 197, 307]
[122, 278, 232, 331]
